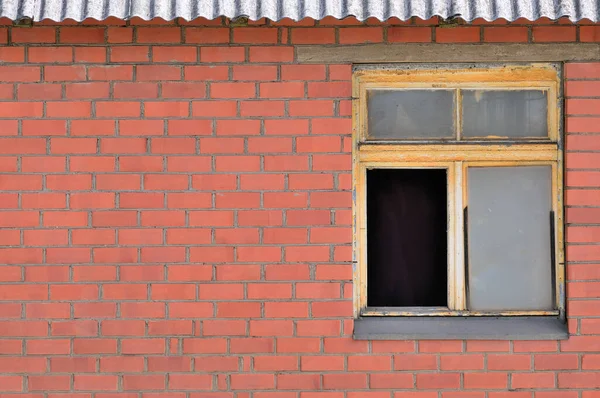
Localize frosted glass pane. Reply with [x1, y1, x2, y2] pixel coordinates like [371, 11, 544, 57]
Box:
[462, 90, 548, 138]
[367, 90, 455, 139]
[467, 166, 553, 311]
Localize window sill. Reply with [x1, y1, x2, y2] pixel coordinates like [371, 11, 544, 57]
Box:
[353, 316, 568, 340]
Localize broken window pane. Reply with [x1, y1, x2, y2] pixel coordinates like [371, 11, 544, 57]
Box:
[367, 168, 448, 307]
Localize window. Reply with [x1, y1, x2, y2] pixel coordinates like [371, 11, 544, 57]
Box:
[352, 65, 565, 325]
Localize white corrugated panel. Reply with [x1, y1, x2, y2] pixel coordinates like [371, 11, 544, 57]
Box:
[0, 0, 598, 22]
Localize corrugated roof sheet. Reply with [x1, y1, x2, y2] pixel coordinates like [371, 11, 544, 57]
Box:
[0, 0, 598, 22]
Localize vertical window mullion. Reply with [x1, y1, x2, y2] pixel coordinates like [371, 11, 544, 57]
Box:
[451, 161, 466, 311]
[456, 89, 462, 141]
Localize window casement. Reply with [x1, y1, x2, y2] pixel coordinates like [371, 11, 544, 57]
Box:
[352, 65, 566, 339]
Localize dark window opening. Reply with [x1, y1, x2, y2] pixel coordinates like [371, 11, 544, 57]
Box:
[367, 168, 448, 307]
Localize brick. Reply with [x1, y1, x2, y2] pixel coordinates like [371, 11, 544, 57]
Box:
[190, 246, 235, 263]
[112, 82, 157, 98]
[25, 267, 69, 282]
[436, 27, 481, 43]
[248, 283, 292, 299]
[119, 156, 163, 172]
[281, 65, 327, 81]
[148, 320, 193, 335]
[169, 302, 213, 319]
[533, 26, 576, 42]
[115, 120, 161, 137]
[161, 83, 207, 100]
[263, 228, 307, 244]
[75, 46, 107, 62]
[464, 373, 508, 389]
[60, 27, 105, 43]
[264, 119, 309, 135]
[29, 375, 70, 391]
[216, 120, 261, 135]
[308, 82, 351, 98]
[12, 27, 56, 43]
[70, 192, 115, 209]
[121, 338, 165, 354]
[202, 319, 246, 336]
[559, 372, 600, 388]
[45, 211, 89, 227]
[27, 339, 70, 355]
[289, 100, 334, 116]
[96, 101, 141, 117]
[201, 47, 245, 62]
[74, 375, 118, 391]
[185, 28, 229, 43]
[265, 302, 309, 318]
[232, 27, 277, 43]
[291, 28, 335, 44]
[0, 249, 43, 265]
[0, 66, 40, 83]
[153, 46, 197, 62]
[217, 302, 261, 318]
[51, 320, 98, 337]
[488, 354, 531, 370]
[417, 373, 461, 389]
[238, 210, 283, 227]
[89, 65, 133, 81]
[484, 27, 529, 42]
[50, 284, 98, 301]
[370, 374, 413, 389]
[68, 120, 114, 136]
[296, 320, 341, 336]
[249, 46, 294, 62]
[73, 302, 117, 317]
[183, 338, 227, 354]
[185, 66, 229, 81]
[100, 357, 143, 372]
[45, 65, 86, 81]
[29, 47, 72, 63]
[566, 63, 600, 79]
[137, 27, 181, 43]
[581, 26, 600, 42]
[339, 27, 383, 43]
[0, 102, 43, 117]
[512, 372, 556, 389]
[233, 65, 278, 81]
[137, 65, 182, 81]
[260, 82, 304, 98]
[388, 27, 432, 42]
[0, 357, 46, 372]
[116, 303, 165, 320]
[277, 374, 320, 390]
[300, 356, 344, 371]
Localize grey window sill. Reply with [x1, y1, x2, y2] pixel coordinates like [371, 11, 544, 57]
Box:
[353, 316, 568, 340]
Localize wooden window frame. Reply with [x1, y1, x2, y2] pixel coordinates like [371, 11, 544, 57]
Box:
[352, 64, 565, 320]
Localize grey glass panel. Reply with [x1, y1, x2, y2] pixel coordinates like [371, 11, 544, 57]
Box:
[467, 166, 553, 311]
[367, 90, 455, 139]
[462, 90, 548, 138]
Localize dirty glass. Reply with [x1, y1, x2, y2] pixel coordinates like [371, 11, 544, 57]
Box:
[367, 89, 455, 139]
[462, 90, 548, 138]
[467, 166, 553, 311]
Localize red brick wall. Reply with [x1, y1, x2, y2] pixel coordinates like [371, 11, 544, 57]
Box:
[0, 16, 599, 397]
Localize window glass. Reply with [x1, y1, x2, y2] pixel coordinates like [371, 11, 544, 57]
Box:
[367, 90, 455, 140]
[462, 90, 548, 138]
[467, 166, 553, 311]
